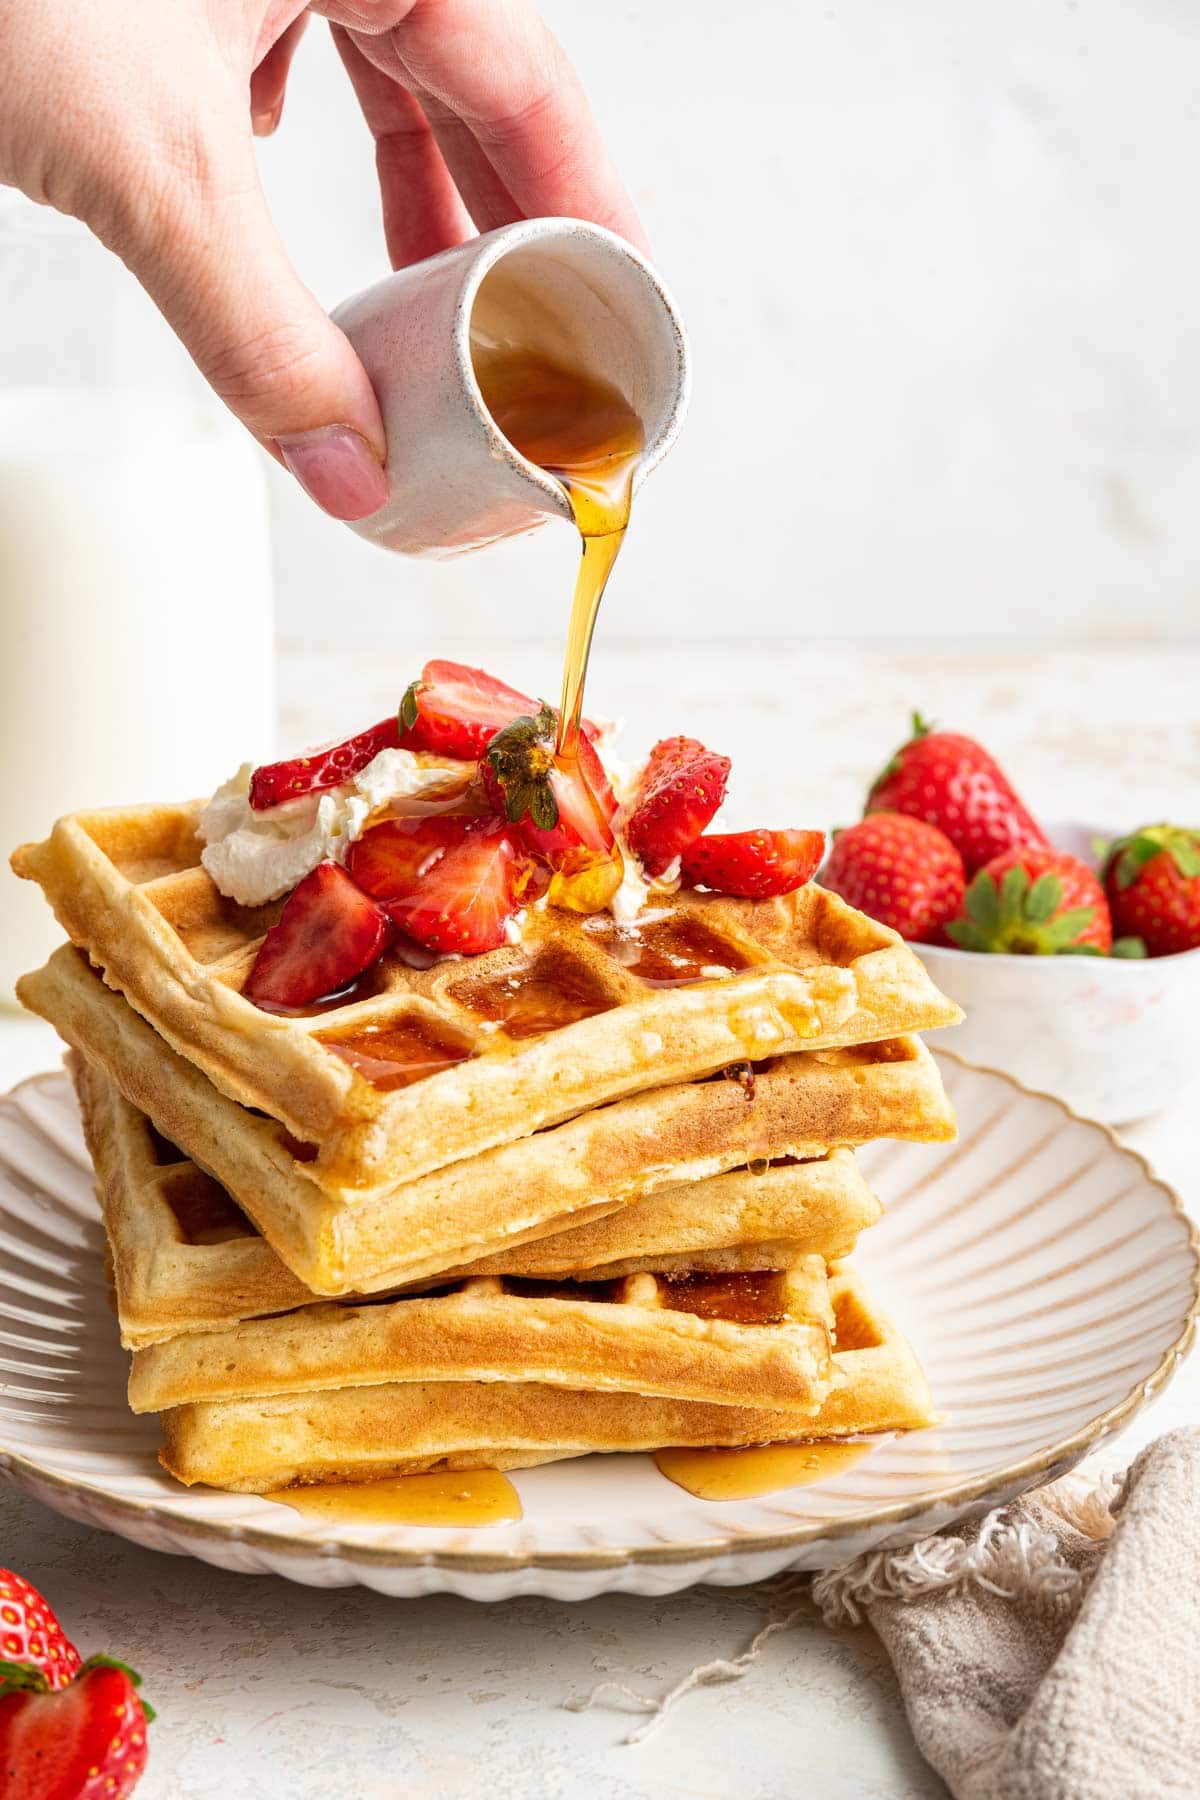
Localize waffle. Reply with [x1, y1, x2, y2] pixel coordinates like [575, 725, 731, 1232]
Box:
[158, 1265, 937, 1492]
[13, 801, 961, 1195]
[33, 948, 956, 1294]
[72, 1055, 882, 1346]
[127, 1252, 837, 1415]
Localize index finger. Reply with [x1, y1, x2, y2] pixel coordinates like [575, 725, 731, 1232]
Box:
[317, 0, 648, 252]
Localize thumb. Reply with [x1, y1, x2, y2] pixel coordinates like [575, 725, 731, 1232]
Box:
[111, 129, 388, 522]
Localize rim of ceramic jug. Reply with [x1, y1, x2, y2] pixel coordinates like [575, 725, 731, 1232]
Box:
[449, 216, 692, 526]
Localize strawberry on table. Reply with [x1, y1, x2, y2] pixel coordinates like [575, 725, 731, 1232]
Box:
[0, 1657, 152, 1800]
[400, 661, 541, 761]
[0, 1568, 153, 1799]
[821, 813, 966, 943]
[350, 815, 533, 955]
[0, 1569, 82, 1694]
[249, 716, 403, 811]
[1103, 825, 1200, 957]
[244, 862, 393, 1009]
[623, 736, 731, 877]
[680, 829, 825, 899]
[947, 845, 1113, 954]
[866, 713, 1048, 874]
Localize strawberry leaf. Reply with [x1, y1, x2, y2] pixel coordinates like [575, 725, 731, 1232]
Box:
[1025, 872, 1062, 923]
[998, 863, 1030, 919]
[0, 1659, 50, 1694]
[399, 682, 420, 732]
[1111, 935, 1149, 958]
[1170, 836, 1200, 879]
[964, 871, 1000, 930]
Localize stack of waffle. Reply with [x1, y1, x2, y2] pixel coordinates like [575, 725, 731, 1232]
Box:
[13, 799, 961, 1496]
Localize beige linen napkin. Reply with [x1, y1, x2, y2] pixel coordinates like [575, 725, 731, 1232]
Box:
[572, 1428, 1200, 1798]
[813, 1428, 1200, 1799]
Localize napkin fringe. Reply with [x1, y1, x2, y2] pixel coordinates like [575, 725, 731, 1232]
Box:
[814, 1467, 1119, 1626]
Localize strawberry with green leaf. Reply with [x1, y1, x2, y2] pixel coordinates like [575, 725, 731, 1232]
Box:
[1103, 825, 1200, 957]
[867, 714, 1048, 874]
[0, 1567, 153, 1798]
[947, 846, 1113, 955]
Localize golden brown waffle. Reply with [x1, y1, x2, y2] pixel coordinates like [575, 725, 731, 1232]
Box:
[72, 1055, 882, 1347]
[34, 948, 955, 1295]
[128, 1256, 836, 1416]
[158, 1265, 936, 1492]
[13, 801, 961, 1194]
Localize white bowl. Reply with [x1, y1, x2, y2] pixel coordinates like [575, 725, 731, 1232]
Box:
[914, 822, 1200, 1124]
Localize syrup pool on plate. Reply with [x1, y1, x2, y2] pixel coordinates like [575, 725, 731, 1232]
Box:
[654, 1439, 876, 1501]
[265, 1470, 523, 1528]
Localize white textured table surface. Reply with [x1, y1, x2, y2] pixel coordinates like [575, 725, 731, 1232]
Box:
[2, 640, 1197, 1800]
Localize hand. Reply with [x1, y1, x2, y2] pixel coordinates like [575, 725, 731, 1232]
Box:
[0, 0, 644, 520]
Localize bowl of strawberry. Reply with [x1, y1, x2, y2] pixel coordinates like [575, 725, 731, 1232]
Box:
[821, 716, 1200, 1125]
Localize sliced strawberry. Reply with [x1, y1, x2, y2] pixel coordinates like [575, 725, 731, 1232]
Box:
[400, 661, 540, 761]
[623, 736, 731, 877]
[249, 717, 404, 811]
[351, 814, 531, 954]
[681, 829, 826, 899]
[480, 703, 618, 875]
[244, 863, 393, 1009]
[345, 815, 457, 901]
[0, 1657, 152, 1800]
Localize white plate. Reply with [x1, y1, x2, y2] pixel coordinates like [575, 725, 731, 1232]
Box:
[0, 1057, 1194, 1602]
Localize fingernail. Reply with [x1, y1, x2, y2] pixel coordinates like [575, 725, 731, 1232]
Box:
[276, 426, 389, 521]
[252, 103, 284, 138]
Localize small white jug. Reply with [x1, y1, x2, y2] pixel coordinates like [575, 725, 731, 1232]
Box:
[332, 217, 690, 557]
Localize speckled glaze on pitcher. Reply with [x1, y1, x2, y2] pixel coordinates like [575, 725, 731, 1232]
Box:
[332, 217, 690, 557]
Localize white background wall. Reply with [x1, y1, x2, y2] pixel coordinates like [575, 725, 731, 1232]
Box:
[256, 0, 1200, 648]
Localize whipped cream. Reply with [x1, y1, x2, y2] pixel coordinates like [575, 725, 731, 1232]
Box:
[199, 749, 465, 908]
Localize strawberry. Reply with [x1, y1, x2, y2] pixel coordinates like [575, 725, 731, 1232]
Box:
[680, 829, 825, 899]
[249, 716, 404, 811]
[243, 862, 393, 1008]
[0, 1570, 82, 1693]
[349, 815, 532, 954]
[481, 703, 618, 873]
[1103, 825, 1200, 957]
[947, 845, 1112, 954]
[399, 661, 540, 761]
[820, 813, 966, 943]
[866, 713, 1048, 873]
[0, 1656, 152, 1799]
[623, 736, 731, 877]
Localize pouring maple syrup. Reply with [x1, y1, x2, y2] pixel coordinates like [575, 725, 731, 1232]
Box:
[471, 275, 644, 913]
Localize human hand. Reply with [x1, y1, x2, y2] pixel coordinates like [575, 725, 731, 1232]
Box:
[0, 0, 644, 519]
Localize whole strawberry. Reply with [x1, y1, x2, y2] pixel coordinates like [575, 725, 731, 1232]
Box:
[0, 1568, 153, 1798]
[820, 813, 966, 943]
[1103, 825, 1200, 957]
[0, 1568, 82, 1692]
[947, 845, 1112, 954]
[867, 713, 1048, 874]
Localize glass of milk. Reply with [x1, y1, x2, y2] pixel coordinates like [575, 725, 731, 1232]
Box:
[0, 194, 275, 1002]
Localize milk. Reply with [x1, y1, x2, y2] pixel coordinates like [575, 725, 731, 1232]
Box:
[0, 388, 275, 1000]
